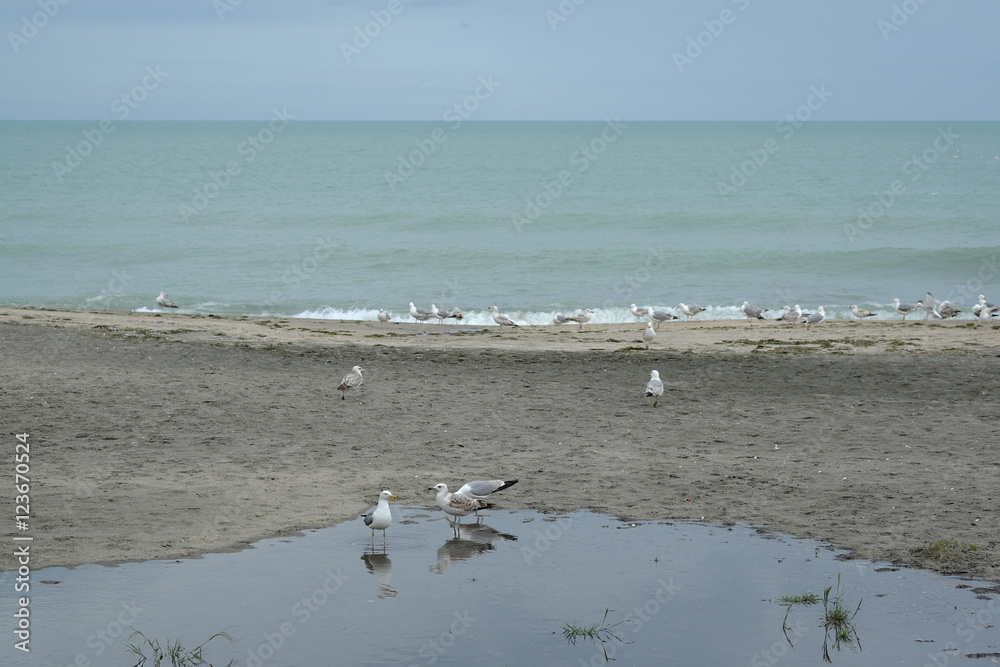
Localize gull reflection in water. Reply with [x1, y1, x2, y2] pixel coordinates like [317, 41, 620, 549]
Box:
[431, 521, 518, 574]
[361, 552, 397, 598]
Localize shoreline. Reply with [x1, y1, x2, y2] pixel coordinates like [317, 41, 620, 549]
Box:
[1, 306, 998, 583]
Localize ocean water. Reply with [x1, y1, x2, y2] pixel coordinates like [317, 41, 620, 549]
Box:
[2, 120, 998, 325]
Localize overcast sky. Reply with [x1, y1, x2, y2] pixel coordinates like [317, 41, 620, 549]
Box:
[2, 0, 997, 121]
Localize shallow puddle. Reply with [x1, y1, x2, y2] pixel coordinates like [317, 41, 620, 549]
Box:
[3, 509, 998, 666]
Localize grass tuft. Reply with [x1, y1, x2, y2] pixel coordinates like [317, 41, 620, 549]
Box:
[127, 629, 238, 666]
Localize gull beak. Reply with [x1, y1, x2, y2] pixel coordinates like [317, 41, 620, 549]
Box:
[389, 495, 397, 499]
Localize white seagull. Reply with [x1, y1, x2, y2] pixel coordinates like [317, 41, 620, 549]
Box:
[429, 483, 490, 524]
[409, 302, 432, 322]
[937, 300, 960, 319]
[850, 305, 876, 319]
[361, 490, 396, 546]
[740, 301, 765, 322]
[630, 304, 650, 321]
[645, 370, 664, 407]
[430, 304, 448, 324]
[802, 306, 826, 328]
[642, 322, 656, 349]
[890, 298, 920, 320]
[377, 309, 390, 325]
[156, 292, 178, 310]
[677, 303, 704, 320]
[337, 365, 364, 400]
[650, 308, 677, 329]
[448, 306, 464, 321]
[456, 479, 518, 517]
[564, 308, 593, 331]
[489, 306, 519, 328]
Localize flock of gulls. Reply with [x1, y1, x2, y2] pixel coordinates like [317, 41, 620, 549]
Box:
[153, 291, 999, 328]
[361, 480, 519, 546]
[146, 287, 998, 550]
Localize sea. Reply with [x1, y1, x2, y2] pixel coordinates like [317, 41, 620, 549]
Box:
[2, 120, 998, 325]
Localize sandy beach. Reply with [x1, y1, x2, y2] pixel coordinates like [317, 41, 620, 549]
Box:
[1, 306, 998, 583]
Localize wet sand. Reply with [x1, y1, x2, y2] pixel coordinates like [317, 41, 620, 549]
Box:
[1, 307, 997, 582]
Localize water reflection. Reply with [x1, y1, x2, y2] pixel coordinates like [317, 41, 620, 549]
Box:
[360, 552, 396, 598]
[431, 519, 518, 574]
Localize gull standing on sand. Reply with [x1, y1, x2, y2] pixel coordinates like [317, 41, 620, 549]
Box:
[777, 305, 802, 323]
[338, 365, 364, 400]
[630, 304, 650, 321]
[362, 490, 396, 546]
[448, 307, 464, 321]
[409, 302, 432, 322]
[972, 295, 998, 317]
[677, 303, 704, 320]
[890, 298, 920, 320]
[430, 304, 448, 324]
[156, 292, 178, 310]
[850, 305, 876, 319]
[740, 301, 765, 322]
[803, 306, 825, 328]
[937, 301, 960, 319]
[377, 309, 390, 325]
[650, 308, 677, 329]
[489, 306, 519, 328]
[645, 370, 664, 407]
[565, 308, 593, 331]
[917, 292, 938, 320]
[429, 483, 489, 524]
[642, 322, 656, 349]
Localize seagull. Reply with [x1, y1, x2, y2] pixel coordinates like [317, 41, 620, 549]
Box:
[156, 292, 178, 310]
[778, 305, 802, 323]
[972, 295, 998, 317]
[740, 301, 765, 322]
[448, 306, 464, 321]
[456, 479, 518, 516]
[430, 304, 448, 324]
[803, 306, 826, 328]
[429, 483, 489, 524]
[409, 302, 432, 322]
[642, 322, 656, 349]
[650, 308, 677, 330]
[677, 303, 704, 320]
[361, 490, 396, 546]
[377, 309, 390, 325]
[630, 304, 650, 321]
[937, 300, 960, 319]
[850, 305, 877, 319]
[917, 293, 938, 320]
[979, 304, 995, 327]
[890, 298, 920, 320]
[337, 365, 364, 400]
[564, 308, 593, 331]
[645, 370, 664, 407]
[489, 306, 519, 328]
